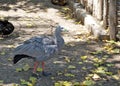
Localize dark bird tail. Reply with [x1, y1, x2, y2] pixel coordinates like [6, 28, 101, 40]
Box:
[13, 54, 30, 64]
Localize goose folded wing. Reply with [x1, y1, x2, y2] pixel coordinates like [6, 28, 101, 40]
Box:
[13, 37, 57, 57]
[23, 36, 55, 45]
[44, 45, 58, 55]
[23, 36, 43, 44]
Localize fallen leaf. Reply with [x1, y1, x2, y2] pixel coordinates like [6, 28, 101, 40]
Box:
[29, 77, 37, 85]
[55, 81, 72, 86]
[68, 65, 76, 69]
[93, 63, 99, 67]
[16, 68, 23, 72]
[106, 63, 114, 67]
[20, 79, 33, 86]
[7, 45, 15, 48]
[92, 74, 101, 80]
[51, 77, 55, 80]
[73, 82, 80, 86]
[53, 61, 65, 64]
[78, 62, 83, 65]
[7, 58, 13, 61]
[0, 51, 5, 55]
[95, 66, 107, 74]
[64, 57, 70, 62]
[63, 81, 72, 86]
[37, 67, 42, 72]
[54, 82, 60, 86]
[92, 58, 99, 62]
[83, 80, 95, 86]
[26, 23, 33, 28]
[81, 56, 88, 60]
[112, 49, 120, 54]
[23, 64, 30, 71]
[82, 67, 87, 70]
[105, 72, 113, 75]
[112, 75, 120, 80]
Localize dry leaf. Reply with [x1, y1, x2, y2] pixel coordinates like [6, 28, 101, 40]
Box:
[92, 74, 101, 80]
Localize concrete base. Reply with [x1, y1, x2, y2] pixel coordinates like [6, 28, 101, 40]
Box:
[68, 0, 108, 40]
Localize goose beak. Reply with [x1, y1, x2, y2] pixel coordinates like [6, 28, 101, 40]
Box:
[62, 28, 69, 33]
[61, 28, 69, 35]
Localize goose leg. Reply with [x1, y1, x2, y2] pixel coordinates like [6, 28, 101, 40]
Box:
[42, 61, 51, 76]
[33, 61, 39, 73]
[32, 61, 40, 78]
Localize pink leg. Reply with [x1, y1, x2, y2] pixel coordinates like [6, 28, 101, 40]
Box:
[42, 61, 45, 72]
[33, 61, 39, 73]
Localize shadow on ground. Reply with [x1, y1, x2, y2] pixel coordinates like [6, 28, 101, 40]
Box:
[0, 33, 120, 86]
[0, 0, 61, 12]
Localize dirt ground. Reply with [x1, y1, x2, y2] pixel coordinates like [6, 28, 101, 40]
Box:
[0, 0, 120, 86]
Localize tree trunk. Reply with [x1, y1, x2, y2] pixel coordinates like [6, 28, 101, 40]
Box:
[103, 0, 108, 29]
[109, 0, 117, 40]
[93, 0, 103, 20]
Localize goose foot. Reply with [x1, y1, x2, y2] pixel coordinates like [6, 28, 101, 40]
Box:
[42, 71, 52, 76]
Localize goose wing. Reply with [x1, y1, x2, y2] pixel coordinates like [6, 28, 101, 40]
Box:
[13, 35, 58, 61]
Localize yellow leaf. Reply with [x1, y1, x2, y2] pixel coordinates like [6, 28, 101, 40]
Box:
[0, 51, 5, 55]
[7, 58, 13, 61]
[23, 64, 30, 71]
[16, 68, 23, 72]
[73, 82, 80, 86]
[57, 72, 63, 75]
[106, 63, 114, 67]
[55, 81, 72, 86]
[81, 56, 88, 60]
[63, 81, 72, 86]
[95, 67, 107, 74]
[26, 23, 33, 27]
[7, 45, 15, 48]
[29, 77, 37, 85]
[83, 80, 95, 86]
[93, 63, 99, 67]
[78, 62, 83, 64]
[54, 82, 60, 86]
[105, 72, 113, 75]
[82, 67, 87, 70]
[112, 75, 120, 80]
[37, 67, 42, 72]
[92, 58, 99, 62]
[62, 7, 70, 11]
[64, 57, 70, 62]
[51, 77, 55, 80]
[68, 65, 76, 69]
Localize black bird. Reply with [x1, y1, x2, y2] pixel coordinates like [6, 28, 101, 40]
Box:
[51, 0, 67, 6]
[0, 20, 14, 37]
[13, 25, 66, 77]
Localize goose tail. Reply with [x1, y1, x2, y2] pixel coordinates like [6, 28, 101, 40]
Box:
[13, 54, 29, 64]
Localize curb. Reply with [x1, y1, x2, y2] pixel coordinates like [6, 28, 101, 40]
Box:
[68, 0, 108, 40]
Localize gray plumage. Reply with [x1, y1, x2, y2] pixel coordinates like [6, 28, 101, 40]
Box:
[13, 25, 64, 63]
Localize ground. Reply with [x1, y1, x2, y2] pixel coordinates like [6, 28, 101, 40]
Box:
[0, 0, 120, 86]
